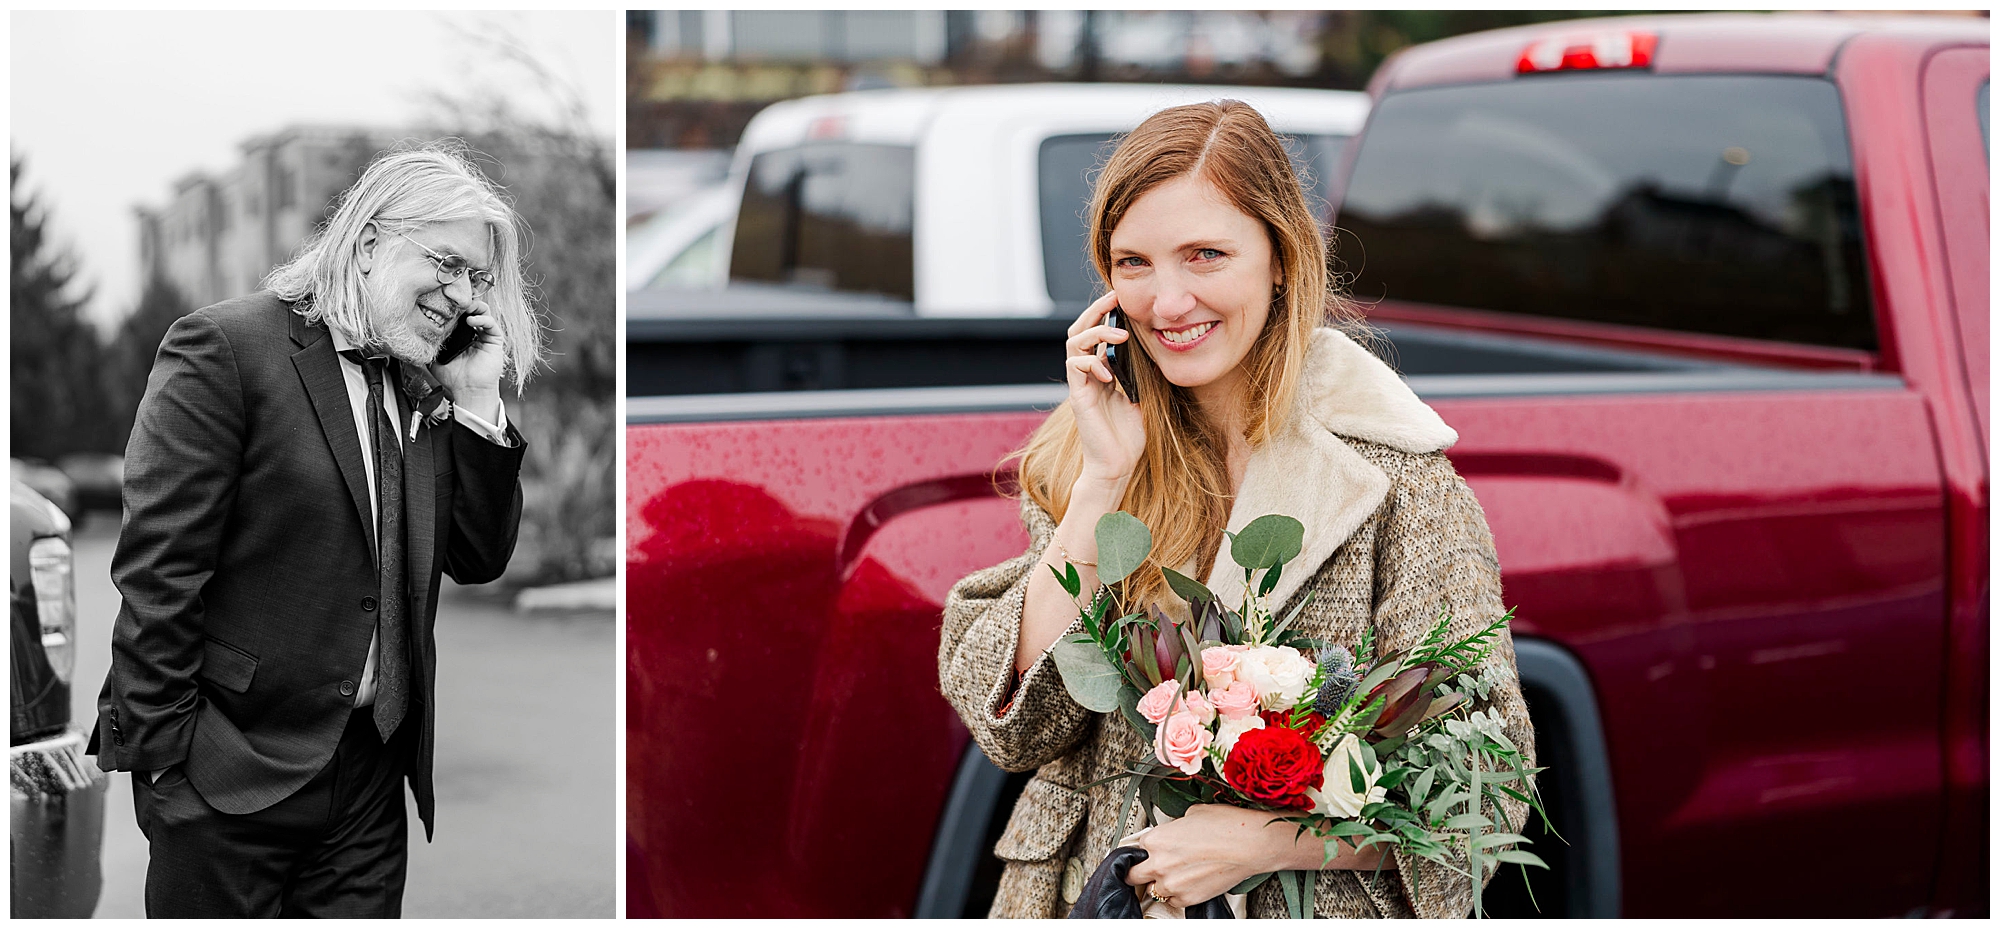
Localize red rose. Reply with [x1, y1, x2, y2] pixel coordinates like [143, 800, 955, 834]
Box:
[1259, 708, 1328, 736]
[1223, 725, 1323, 811]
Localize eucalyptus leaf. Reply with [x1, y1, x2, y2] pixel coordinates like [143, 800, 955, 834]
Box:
[1094, 511, 1153, 585]
[1161, 566, 1214, 605]
[1230, 514, 1305, 569]
[1050, 637, 1124, 712]
[1155, 780, 1195, 818]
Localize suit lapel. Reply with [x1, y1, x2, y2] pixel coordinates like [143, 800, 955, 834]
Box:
[400, 363, 438, 626]
[290, 312, 376, 554]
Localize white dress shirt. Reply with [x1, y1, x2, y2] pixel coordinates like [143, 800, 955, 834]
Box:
[329, 326, 512, 708]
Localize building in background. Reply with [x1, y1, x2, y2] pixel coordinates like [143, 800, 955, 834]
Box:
[135, 125, 398, 309]
[626, 10, 1334, 150]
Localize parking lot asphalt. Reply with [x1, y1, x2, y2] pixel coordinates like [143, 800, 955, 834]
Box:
[67, 512, 616, 918]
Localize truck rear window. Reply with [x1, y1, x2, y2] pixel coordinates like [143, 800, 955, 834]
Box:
[731, 142, 915, 301]
[1339, 74, 1875, 352]
[1040, 132, 1347, 307]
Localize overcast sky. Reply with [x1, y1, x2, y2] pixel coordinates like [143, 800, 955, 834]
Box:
[12, 11, 620, 331]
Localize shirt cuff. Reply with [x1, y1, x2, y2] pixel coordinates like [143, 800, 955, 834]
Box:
[453, 399, 515, 446]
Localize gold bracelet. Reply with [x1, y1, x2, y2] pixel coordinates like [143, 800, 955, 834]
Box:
[1056, 540, 1097, 568]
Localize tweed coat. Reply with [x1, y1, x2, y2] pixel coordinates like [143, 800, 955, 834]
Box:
[939, 328, 1535, 918]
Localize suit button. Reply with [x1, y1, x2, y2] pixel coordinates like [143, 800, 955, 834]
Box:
[339, 681, 356, 697]
[361, 597, 377, 611]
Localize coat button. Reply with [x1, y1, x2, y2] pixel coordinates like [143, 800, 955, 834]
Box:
[361, 597, 377, 611]
[339, 680, 356, 697]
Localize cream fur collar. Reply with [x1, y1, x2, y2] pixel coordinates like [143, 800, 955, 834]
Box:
[1202, 328, 1458, 611]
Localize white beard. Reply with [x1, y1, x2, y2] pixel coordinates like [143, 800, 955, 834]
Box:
[362, 279, 445, 366]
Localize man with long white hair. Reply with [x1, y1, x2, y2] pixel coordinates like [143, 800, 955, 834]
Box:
[90, 144, 544, 917]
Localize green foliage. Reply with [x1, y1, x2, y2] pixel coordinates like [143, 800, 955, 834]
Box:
[1093, 510, 1152, 585]
[1051, 634, 1124, 712]
[1160, 566, 1213, 604]
[1228, 513, 1304, 570]
[11, 155, 117, 460]
[1409, 607, 1515, 673]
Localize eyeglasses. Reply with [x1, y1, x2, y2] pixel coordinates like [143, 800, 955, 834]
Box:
[395, 231, 497, 297]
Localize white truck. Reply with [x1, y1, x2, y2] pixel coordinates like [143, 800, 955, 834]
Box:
[626, 83, 1368, 396]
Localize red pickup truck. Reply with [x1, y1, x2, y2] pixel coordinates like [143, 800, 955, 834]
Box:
[627, 13, 1986, 918]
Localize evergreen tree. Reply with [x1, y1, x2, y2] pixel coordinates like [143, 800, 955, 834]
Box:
[11, 154, 114, 459]
[101, 275, 195, 450]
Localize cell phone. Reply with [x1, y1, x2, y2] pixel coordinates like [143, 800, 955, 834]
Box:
[1101, 309, 1140, 405]
[436, 313, 478, 365]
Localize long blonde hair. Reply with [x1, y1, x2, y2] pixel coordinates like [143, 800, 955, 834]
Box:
[1013, 100, 1364, 607]
[264, 143, 546, 391]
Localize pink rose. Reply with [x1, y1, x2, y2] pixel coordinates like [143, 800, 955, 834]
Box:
[1181, 689, 1217, 726]
[1211, 680, 1260, 721]
[1137, 680, 1180, 725]
[1154, 709, 1214, 775]
[1201, 648, 1239, 690]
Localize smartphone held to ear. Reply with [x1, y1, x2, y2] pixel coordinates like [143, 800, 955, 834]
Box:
[436, 314, 478, 365]
[1101, 309, 1140, 405]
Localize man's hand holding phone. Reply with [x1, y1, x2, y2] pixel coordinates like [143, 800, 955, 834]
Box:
[431, 300, 504, 422]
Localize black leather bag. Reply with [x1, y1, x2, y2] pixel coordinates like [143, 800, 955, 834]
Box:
[1067, 847, 1234, 919]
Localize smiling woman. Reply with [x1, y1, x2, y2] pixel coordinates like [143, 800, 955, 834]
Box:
[936, 100, 1535, 919]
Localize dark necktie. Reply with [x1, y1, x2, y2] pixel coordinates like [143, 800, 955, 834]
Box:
[341, 350, 409, 741]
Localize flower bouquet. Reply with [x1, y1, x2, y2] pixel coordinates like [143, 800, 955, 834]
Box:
[1048, 511, 1550, 918]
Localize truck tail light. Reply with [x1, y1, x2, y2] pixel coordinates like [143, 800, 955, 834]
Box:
[1517, 31, 1658, 74]
[28, 536, 75, 684]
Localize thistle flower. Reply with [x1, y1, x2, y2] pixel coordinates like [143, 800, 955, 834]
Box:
[1314, 646, 1360, 716]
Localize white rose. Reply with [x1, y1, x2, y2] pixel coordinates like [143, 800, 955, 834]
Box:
[1237, 646, 1314, 710]
[1308, 734, 1387, 819]
[1214, 714, 1266, 756]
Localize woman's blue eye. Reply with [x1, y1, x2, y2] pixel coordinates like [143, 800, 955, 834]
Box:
[1115, 257, 1146, 268]
[1193, 248, 1223, 260]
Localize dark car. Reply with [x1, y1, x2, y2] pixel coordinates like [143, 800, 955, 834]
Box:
[11, 477, 106, 917]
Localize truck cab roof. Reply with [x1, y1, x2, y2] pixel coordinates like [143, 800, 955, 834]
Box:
[715, 83, 1368, 318]
[1376, 12, 1990, 93]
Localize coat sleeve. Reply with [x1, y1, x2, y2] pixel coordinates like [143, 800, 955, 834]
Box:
[937, 496, 1095, 773]
[98, 312, 245, 772]
[1352, 451, 1537, 919]
[440, 417, 526, 585]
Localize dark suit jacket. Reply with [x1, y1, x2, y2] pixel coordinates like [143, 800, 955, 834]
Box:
[90, 291, 525, 839]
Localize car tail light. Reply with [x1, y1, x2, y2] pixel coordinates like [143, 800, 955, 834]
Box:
[28, 536, 75, 684]
[1517, 31, 1658, 73]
